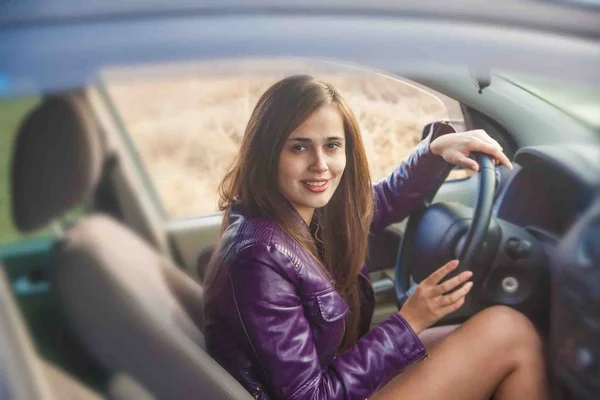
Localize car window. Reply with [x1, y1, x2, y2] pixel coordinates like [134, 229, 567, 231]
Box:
[0, 96, 44, 244]
[101, 61, 465, 220]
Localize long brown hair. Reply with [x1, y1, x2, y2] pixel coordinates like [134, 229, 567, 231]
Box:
[219, 75, 373, 351]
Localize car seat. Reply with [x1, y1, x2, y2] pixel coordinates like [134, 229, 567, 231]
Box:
[11, 94, 252, 399]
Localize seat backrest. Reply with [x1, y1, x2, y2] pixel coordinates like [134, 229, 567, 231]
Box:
[11, 94, 252, 399]
[11, 94, 103, 232]
[54, 215, 252, 399]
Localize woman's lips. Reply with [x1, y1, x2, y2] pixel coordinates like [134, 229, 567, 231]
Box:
[301, 179, 330, 193]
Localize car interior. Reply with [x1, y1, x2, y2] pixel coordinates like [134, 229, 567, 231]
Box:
[0, 63, 597, 399]
[1, 3, 599, 394]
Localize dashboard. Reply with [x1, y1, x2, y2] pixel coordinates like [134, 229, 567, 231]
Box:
[495, 144, 600, 243]
[550, 193, 600, 399]
[492, 144, 600, 398]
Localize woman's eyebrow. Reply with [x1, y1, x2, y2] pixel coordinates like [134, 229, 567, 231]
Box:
[287, 137, 311, 143]
[287, 136, 345, 142]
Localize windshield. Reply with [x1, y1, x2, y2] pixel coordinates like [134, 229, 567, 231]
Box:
[499, 73, 600, 130]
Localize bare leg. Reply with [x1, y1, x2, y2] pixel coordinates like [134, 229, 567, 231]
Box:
[418, 324, 459, 352]
[372, 306, 549, 400]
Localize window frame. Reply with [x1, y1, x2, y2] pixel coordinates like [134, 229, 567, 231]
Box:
[94, 80, 170, 220]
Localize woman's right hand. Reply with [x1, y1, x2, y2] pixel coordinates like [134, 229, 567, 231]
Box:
[399, 260, 473, 335]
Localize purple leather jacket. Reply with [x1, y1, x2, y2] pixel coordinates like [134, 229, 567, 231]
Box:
[204, 128, 451, 399]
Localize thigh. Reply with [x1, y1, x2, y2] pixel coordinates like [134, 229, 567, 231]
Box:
[418, 324, 460, 352]
[371, 311, 516, 400]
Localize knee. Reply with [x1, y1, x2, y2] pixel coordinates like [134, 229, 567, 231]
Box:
[473, 306, 543, 360]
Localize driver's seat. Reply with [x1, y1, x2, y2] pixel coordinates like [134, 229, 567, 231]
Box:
[11, 95, 253, 399]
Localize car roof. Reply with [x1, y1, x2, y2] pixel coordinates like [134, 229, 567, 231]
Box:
[1, 1, 599, 97]
[2, 0, 599, 38]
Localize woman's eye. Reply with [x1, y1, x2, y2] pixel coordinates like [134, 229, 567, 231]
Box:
[326, 142, 342, 150]
[293, 145, 308, 152]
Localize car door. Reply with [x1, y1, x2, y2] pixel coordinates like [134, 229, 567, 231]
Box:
[0, 263, 56, 400]
[90, 59, 474, 322]
[0, 96, 56, 398]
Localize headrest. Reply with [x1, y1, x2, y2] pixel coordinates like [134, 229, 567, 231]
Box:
[11, 95, 103, 232]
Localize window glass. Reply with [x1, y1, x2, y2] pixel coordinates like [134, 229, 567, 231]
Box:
[0, 96, 42, 244]
[102, 60, 465, 219]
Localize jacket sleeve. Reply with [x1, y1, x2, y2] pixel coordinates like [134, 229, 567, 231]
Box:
[370, 127, 453, 232]
[229, 245, 426, 400]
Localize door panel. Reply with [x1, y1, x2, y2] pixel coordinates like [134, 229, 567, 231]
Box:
[0, 237, 54, 287]
[1, 237, 112, 393]
[0, 264, 54, 400]
[166, 215, 223, 281]
[0, 261, 105, 400]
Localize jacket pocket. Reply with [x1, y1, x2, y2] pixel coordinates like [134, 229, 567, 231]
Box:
[303, 289, 349, 364]
[239, 368, 271, 400]
[316, 290, 349, 322]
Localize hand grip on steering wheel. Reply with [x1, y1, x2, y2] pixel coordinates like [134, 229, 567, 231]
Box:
[458, 153, 496, 271]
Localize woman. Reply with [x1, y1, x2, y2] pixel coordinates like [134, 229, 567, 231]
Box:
[203, 75, 548, 399]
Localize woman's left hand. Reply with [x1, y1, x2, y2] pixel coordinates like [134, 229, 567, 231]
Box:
[430, 129, 513, 171]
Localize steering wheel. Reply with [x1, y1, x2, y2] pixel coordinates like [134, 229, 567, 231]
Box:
[395, 152, 497, 308]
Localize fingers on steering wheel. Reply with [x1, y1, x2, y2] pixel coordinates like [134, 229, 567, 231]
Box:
[474, 130, 502, 149]
[462, 156, 480, 172]
[473, 139, 512, 169]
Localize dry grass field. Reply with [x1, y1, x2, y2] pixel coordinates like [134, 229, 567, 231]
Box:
[105, 67, 462, 219]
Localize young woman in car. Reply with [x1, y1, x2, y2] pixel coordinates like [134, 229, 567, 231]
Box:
[203, 75, 548, 400]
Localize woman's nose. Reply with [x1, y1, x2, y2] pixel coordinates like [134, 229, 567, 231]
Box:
[310, 151, 328, 173]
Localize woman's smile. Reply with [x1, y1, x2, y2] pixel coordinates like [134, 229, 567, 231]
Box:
[301, 178, 331, 192]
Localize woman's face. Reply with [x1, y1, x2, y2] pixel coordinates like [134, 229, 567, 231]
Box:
[277, 105, 347, 224]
